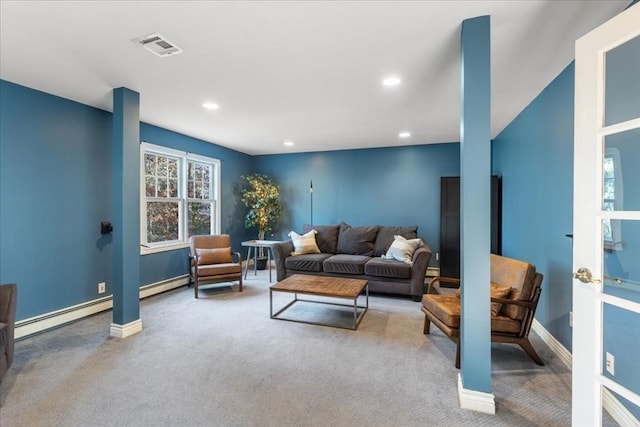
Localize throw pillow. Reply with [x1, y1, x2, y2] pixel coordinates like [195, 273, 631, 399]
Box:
[303, 224, 340, 253]
[336, 223, 380, 256]
[383, 235, 424, 264]
[373, 226, 418, 257]
[289, 230, 321, 256]
[196, 248, 232, 265]
[454, 283, 512, 317]
[490, 283, 512, 316]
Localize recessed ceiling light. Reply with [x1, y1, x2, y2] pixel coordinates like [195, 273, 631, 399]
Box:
[202, 102, 219, 110]
[398, 132, 411, 138]
[283, 140, 294, 146]
[382, 76, 401, 87]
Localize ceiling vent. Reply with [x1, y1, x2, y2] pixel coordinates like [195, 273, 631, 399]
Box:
[132, 33, 182, 57]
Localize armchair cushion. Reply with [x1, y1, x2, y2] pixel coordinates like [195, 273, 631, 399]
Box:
[490, 254, 536, 320]
[197, 263, 242, 276]
[455, 282, 512, 316]
[196, 247, 232, 264]
[422, 295, 522, 334]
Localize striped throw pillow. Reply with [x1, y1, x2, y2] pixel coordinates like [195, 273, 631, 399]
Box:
[289, 230, 321, 256]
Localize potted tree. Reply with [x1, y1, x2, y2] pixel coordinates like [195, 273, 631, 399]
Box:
[241, 174, 282, 269]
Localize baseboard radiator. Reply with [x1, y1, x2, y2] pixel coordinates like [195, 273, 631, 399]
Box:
[15, 275, 190, 340]
[532, 320, 640, 427]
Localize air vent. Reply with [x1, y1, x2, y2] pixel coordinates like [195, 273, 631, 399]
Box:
[132, 33, 182, 57]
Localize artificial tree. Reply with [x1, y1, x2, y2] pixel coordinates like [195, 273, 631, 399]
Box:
[241, 174, 282, 267]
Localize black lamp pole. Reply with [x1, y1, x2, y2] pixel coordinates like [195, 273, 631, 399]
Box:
[310, 180, 313, 226]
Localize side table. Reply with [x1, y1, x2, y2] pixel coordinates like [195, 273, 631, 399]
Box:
[241, 240, 282, 282]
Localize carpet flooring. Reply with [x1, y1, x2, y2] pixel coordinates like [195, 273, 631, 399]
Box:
[0, 270, 617, 426]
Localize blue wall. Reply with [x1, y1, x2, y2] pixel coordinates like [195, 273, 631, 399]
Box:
[492, 61, 639, 417]
[492, 63, 575, 349]
[254, 143, 460, 259]
[0, 80, 253, 320]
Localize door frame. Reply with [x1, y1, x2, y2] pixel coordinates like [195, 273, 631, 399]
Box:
[572, 4, 640, 426]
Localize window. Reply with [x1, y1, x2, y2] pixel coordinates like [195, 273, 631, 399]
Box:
[603, 148, 622, 251]
[141, 142, 220, 253]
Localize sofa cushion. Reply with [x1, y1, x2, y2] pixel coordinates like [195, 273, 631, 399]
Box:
[303, 224, 340, 254]
[336, 223, 379, 256]
[285, 253, 333, 272]
[289, 230, 321, 255]
[364, 258, 412, 279]
[323, 255, 370, 275]
[382, 235, 424, 264]
[373, 226, 418, 257]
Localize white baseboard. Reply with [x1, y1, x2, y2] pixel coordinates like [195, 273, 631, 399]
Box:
[110, 319, 143, 338]
[531, 319, 572, 369]
[15, 275, 189, 339]
[458, 373, 496, 414]
[532, 318, 639, 427]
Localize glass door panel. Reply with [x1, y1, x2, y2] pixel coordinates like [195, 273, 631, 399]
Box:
[604, 35, 640, 126]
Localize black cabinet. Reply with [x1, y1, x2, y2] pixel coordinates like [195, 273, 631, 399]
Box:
[439, 176, 502, 278]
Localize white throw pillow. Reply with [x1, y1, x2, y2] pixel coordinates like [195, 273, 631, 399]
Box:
[383, 235, 424, 264]
[288, 230, 321, 256]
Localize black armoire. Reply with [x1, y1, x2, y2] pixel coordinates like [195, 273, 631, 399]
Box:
[439, 176, 502, 278]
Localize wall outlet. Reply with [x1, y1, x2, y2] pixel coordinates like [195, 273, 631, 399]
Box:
[435, 252, 439, 261]
[98, 282, 106, 294]
[606, 352, 615, 375]
[569, 311, 573, 327]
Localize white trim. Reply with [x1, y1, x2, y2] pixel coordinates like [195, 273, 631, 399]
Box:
[139, 141, 221, 253]
[15, 296, 113, 339]
[603, 387, 640, 427]
[458, 373, 496, 415]
[532, 319, 572, 369]
[532, 319, 640, 426]
[15, 275, 189, 339]
[140, 242, 190, 255]
[110, 319, 143, 338]
[139, 275, 189, 299]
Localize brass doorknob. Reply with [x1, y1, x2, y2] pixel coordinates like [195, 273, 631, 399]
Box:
[573, 267, 602, 284]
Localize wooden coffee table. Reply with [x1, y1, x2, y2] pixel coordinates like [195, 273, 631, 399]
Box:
[270, 274, 369, 330]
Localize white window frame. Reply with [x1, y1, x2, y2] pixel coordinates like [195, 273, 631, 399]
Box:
[140, 142, 221, 255]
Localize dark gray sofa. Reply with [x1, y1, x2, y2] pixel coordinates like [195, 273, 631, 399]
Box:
[272, 223, 432, 301]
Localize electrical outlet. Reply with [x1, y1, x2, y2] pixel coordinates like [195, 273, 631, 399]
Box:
[98, 282, 106, 294]
[435, 252, 440, 261]
[606, 352, 615, 375]
[569, 311, 573, 327]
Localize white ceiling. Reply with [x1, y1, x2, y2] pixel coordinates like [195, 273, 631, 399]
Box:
[0, 1, 628, 155]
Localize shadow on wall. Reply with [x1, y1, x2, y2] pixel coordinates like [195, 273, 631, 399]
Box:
[272, 184, 293, 240]
[228, 181, 250, 247]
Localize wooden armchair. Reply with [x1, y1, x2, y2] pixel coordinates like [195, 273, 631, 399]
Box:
[421, 254, 544, 369]
[189, 235, 243, 298]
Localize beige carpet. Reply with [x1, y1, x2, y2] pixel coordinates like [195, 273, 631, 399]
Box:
[0, 269, 617, 426]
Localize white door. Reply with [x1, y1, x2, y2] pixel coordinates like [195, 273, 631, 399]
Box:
[573, 4, 640, 426]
